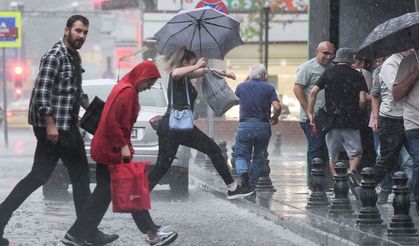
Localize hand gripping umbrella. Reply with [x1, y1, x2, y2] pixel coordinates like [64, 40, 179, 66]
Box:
[356, 11, 419, 62]
[154, 6, 244, 60]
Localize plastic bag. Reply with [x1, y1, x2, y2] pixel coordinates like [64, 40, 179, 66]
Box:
[108, 161, 151, 213]
[202, 71, 239, 117]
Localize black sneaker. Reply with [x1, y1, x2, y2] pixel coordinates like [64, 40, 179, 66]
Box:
[377, 190, 391, 205]
[87, 230, 119, 245]
[148, 231, 178, 246]
[227, 185, 254, 200]
[0, 236, 9, 246]
[62, 233, 93, 246]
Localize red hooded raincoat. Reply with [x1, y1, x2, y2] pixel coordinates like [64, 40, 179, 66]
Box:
[90, 61, 161, 165]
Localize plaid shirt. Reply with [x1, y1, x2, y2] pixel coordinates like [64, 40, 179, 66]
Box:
[29, 40, 89, 130]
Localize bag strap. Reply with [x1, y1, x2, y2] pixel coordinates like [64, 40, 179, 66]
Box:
[170, 76, 191, 108]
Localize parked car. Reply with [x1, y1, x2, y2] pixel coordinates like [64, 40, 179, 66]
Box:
[43, 79, 191, 199]
[6, 98, 30, 127]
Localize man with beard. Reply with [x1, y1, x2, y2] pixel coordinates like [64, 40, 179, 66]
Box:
[0, 15, 118, 246]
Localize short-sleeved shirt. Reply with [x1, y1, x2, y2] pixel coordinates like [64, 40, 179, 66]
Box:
[316, 64, 368, 129]
[394, 54, 419, 130]
[235, 79, 279, 122]
[378, 53, 404, 118]
[295, 58, 333, 122]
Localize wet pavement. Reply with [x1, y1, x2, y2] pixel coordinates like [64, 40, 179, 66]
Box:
[0, 127, 320, 246]
[189, 139, 419, 246]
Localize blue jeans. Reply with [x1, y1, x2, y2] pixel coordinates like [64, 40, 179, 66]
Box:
[406, 129, 419, 204]
[300, 120, 328, 185]
[235, 122, 271, 188]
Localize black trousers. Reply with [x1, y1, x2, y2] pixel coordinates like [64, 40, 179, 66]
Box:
[148, 118, 234, 190]
[67, 163, 158, 239]
[0, 126, 90, 232]
[374, 116, 407, 182]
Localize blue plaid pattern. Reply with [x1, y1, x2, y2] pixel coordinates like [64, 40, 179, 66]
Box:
[29, 40, 88, 130]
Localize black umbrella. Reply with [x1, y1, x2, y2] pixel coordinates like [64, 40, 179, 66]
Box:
[154, 6, 243, 60]
[356, 11, 419, 61]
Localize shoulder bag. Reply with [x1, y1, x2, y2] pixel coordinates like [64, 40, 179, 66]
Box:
[314, 106, 336, 134]
[168, 76, 194, 131]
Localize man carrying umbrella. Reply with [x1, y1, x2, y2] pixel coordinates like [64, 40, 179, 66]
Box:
[392, 52, 419, 215]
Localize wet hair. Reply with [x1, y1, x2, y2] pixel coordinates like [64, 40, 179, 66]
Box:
[163, 47, 197, 72]
[249, 64, 267, 80]
[66, 15, 89, 29]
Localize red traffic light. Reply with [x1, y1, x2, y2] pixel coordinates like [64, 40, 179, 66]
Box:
[14, 65, 23, 75]
[12, 64, 24, 88]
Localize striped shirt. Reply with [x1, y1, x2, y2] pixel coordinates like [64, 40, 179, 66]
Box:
[28, 40, 88, 130]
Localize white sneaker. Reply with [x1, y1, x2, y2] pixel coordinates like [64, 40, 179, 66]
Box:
[147, 230, 178, 246]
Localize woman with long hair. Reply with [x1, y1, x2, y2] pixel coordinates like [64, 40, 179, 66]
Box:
[64, 61, 178, 246]
[148, 47, 254, 199]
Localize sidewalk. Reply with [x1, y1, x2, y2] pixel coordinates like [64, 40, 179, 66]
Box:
[189, 140, 419, 246]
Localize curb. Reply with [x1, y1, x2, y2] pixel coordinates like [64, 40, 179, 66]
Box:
[190, 175, 360, 246]
[189, 170, 403, 246]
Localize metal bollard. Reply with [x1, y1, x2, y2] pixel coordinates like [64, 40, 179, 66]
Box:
[194, 150, 206, 166]
[274, 133, 282, 156]
[229, 144, 238, 179]
[356, 167, 383, 227]
[307, 158, 329, 208]
[218, 141, 229, 166]
[255, 153, 276, 193]
[329, 161, 354, 216]
[387, 171, 418, 237]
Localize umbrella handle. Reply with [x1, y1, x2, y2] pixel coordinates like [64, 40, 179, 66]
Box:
[415, 49, 419, 64]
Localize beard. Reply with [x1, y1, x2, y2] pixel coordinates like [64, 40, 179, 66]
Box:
[66, 33, 84, 50]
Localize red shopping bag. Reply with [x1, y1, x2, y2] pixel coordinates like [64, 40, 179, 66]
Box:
[108, 161, 151, 213]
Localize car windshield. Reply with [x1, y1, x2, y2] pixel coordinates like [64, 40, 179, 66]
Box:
[83, 84, 167, 107]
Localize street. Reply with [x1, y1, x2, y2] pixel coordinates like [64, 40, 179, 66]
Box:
[0, 127, 318, 246]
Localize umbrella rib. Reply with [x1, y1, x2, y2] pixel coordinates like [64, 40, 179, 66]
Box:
[160, 24, 195, 53]
[200, 23, 222, 55]
[189, 25, 198, 51]
[201, 15, 226, 21]
[204, 21, 234, 31]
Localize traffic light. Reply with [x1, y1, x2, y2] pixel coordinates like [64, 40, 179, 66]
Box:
[13, 64, 24, 88]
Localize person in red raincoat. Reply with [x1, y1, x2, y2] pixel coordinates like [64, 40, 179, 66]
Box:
[63, 61, 178, 246]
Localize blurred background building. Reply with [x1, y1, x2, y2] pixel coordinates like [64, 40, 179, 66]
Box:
[0, 0, 309, 121]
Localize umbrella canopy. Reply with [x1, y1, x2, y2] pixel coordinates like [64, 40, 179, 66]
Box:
[356, 12, 419, 60]
[154, 6, 244, 60]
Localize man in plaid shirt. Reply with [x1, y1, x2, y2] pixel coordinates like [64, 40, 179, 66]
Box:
[0, 15, 118, 246]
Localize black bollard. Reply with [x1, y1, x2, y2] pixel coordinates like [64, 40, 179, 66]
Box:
[356, 167, 383, 227]
[204, 154, 213, 169]
[194, 150, 206, 166]
[218, 141, 229, 166]
[274, 133, 282, 156]
[329, 161, 354, 216]
[307, 158, 329, 208]
[255, 155, 276, 193]
[229, 144, 238, 179]
[387, 171, 418, 237]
